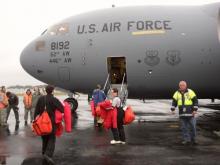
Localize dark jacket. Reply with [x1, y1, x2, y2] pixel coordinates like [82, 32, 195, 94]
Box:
[34, 94, 64, 134]
[8, 93, 19, 106]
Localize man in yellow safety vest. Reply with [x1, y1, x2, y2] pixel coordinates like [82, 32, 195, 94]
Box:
[171, 81, 198, 145]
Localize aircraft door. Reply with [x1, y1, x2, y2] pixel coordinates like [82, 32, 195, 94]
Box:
[107, 57, 127, 84]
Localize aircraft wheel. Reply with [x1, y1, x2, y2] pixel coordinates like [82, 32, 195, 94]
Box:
[64, 98, 78, 113]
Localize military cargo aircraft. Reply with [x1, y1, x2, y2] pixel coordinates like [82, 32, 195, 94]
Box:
[20, 3, 220, 110]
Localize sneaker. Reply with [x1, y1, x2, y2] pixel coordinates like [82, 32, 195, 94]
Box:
[110, 140, 121, 145]
[121, 141, 126, 145]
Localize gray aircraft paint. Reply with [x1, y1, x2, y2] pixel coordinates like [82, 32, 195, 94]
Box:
[20, 3, 220, 99]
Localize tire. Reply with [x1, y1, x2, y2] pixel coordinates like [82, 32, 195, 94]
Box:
[64, 98, 78, 113]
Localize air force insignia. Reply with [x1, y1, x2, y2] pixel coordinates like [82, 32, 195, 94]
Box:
[166, 50, 181, 66]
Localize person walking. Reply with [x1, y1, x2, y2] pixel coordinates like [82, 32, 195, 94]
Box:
[110, 88, 126, 145]
[34, 85, 64, 164]
[92, 84, 106, 127]
[31, 87, 42, 122]
[171, 81, 199, 145]
[6, 91, 19, 125]
[23, 89, 32, 125]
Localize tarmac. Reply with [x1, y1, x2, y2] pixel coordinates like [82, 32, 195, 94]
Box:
[0, 95, 219, 165]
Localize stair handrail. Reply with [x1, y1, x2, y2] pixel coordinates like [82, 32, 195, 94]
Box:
[120, 73, 126, 93]
[103, 73, 110, 91]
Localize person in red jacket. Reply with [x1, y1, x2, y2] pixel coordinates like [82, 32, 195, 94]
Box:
[110, 88, 126, 145]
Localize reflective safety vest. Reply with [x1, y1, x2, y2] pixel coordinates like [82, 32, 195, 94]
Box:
[173, 89, 196, 106]
[172, 89, 198, 117]
[0, 92, 8, 110]
[23, 94, 32, 108]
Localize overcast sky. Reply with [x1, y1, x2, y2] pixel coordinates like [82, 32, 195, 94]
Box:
[0, 0, 219, 87]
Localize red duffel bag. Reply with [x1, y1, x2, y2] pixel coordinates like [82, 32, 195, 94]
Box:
[32, 111, 52, 136]
[90, 100, 96, 116]
[63, 101, 72, 133]
[96, 105, 101, 116]
[123, 106, 135, 125]
[99, 100, 113, 111]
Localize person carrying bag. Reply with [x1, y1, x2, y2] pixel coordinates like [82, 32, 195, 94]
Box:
[34, 85, 64, 164]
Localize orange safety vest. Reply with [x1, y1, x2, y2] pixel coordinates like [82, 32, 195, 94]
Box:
[0, 92, 8, 110]
[23, 94, 32, 108]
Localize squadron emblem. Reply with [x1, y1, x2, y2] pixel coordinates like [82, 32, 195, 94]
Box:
[144, 50, 160, 67]
[166, 50, 181, 66]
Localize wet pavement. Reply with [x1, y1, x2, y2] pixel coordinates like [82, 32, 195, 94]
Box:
[0, 95, 220, 165]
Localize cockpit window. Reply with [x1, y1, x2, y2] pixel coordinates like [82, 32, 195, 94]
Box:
[35, 41, 45, 51]
[47, 23, 69, 35]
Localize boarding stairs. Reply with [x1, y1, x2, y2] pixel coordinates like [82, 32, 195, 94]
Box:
[103, 73, 128, 106]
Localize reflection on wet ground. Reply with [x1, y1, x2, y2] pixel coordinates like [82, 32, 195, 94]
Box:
[0, 95, 219, 165]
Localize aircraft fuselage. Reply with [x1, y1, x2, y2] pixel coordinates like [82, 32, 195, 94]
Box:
[20, 4, 220, 99]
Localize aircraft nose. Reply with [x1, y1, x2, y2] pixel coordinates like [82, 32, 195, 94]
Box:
[20, 43, 36, 75]
[20, 45, 31, 72]
[20, 40, 43, 77]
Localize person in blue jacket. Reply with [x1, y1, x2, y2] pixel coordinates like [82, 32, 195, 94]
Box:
[92, 84, 106, 127]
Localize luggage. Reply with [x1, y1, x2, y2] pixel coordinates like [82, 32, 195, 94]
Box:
[90, 100, 96, 116]
[55, 110, 63, 124]
[99, 100, 113, 111]
[95, 105, 101, 116]
[123, 106, 135, 125]
[32, 111, 52, 136]
[63, 101, 72, 132]
[103, 108, 117, 129]
[55, 123, 63, 137]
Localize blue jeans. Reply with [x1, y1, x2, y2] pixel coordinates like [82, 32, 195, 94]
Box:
[180, 117, 196, 142]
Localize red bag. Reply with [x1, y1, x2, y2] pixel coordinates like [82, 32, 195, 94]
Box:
[64, 101, 72, 133]
[55, 123, 63, 137]
[90, 101, 96, 116]
[99, 100, 113, 111]
[123, 106, 135, 125]
[103, 108, 117, 129]
[55, 110, 63, 124]
[32, 111, 52, 136]
[96, 106, 101, 116]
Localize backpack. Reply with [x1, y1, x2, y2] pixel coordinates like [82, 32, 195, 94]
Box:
[32, 97, 52, 136]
